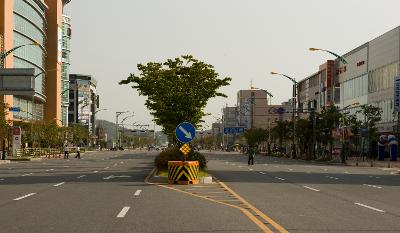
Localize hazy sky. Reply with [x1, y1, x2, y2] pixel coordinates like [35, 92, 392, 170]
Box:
[64, 0, 400, 130]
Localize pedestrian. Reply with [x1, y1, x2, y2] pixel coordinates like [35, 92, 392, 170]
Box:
[64, 144, 69, 159]
[248, 145, 255, 165]
[75, 145, 81, 159]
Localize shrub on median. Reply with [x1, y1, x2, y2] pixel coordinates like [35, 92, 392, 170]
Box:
[154, 147, 207, 170]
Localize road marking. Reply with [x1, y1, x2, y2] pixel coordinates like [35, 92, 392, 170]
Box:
[120, 161, 124, 164]
[369, 176, 381, 179]
[303, 186, 320, 192]
[325, 176, 339, 180]
[103, 175, 132, 180]
[259, 172, 266, 175]
[53, 182, 65, 187]
[93, 171, 99, 173]
[355, 202, 385, 213]
[113, 163, 118, 166]
[288, 168, 293, 171]
[273, 166, 279, 168]
[116, 206, 130, 218]
[249, 168, 253, 171]
[77, 175, 86, 179]
[63, 166, 69, 168]
[0, 178, 4, 181]
[13, 193, 36, 201]
[104, 167, 110, 169]
[344, 171, 350, 174]
[134, 190, 142, 196]
[275, 177, 285, 181]
[21, 173, 33, 176]
[363, 184, 382, 189]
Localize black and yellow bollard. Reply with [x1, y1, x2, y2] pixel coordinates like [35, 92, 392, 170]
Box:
[168, 161, 199, 185]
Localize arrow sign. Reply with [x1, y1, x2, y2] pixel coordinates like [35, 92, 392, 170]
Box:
[179, 126, 192, 139]
[175, 122, 196, 143]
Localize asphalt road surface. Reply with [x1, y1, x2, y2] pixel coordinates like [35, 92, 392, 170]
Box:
[205, 151, 400, 233]
[1, 150, 400, 233]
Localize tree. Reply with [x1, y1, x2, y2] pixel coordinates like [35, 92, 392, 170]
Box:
[119, 55, 231, 140]
[357, 104, 382, 157]
[243, 128, 268, 147]
[295, 118, 313, 159]
[271, 120, 291, 149]
[316, 105, 341, 156]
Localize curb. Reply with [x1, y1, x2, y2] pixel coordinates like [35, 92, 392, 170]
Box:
[0, 160, 11, 164]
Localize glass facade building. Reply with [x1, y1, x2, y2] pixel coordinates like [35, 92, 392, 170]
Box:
[12, 0, 47, 121]
[61, 15, 71, 126]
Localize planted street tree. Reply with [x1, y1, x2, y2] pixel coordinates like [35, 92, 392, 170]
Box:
[244, 128, 268, 147]
[119, 55, 231, 141]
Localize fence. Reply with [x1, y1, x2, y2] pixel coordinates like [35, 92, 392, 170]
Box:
[15, 147, 85, 158]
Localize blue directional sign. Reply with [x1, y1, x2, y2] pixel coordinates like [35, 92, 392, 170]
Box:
[9, 107, 21, 112]
[224, 127, 245, 134]
[175, 122, 196, 143]
[394, 75, 400, 112]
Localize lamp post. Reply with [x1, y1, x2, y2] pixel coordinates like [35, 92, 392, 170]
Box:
[115, 111, 129, 149]
[270, 71, 298, 158]
[309, 47, 348, 64]
[120, 114, 134, 148]
[340, 102, 360, 163]
[0, 42, 41, 68]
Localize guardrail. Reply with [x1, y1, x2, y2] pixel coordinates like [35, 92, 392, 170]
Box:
[16, 147, 87, 158]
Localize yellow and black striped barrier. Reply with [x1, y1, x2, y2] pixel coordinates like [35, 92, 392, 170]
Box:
[168, 161, 199, 185]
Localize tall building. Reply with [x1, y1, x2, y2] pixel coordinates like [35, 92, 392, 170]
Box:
[61, 14, 71, 126]
[298, 26, 400, 133]
[0, 0, 71, 124]
[68, 74, 98, 135]
[237, 89, 291, 129]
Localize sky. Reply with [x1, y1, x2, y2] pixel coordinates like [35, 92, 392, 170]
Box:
[64, 0, 400, 131]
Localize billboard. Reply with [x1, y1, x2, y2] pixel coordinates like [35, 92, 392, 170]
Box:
[0, 68, 35, 96]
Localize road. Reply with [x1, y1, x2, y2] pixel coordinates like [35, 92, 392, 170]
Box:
[0, 151, 259, 233]
[205, 151, 400, 233]
[1, 150, 400, 233]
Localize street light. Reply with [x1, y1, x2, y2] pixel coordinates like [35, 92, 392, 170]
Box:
[270, 71, 298, 158]
[0, 42, 41, 67]
[309, 47, 348, 64]
[340, 102, 360, 163]
[115, 111, 129, 148]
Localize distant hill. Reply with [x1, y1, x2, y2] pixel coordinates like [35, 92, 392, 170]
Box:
[95, 119, 119, 141]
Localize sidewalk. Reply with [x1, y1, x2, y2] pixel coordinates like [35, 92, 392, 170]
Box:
[346, 158, 400, 168]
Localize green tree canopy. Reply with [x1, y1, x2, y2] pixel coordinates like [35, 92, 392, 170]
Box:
[244, 128, 268, 146]
[119, 55, 231, 138]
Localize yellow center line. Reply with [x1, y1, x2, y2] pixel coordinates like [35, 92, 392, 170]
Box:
[218, 180, 289, 233]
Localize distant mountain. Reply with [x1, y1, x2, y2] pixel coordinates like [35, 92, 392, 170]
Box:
[95, 119, 119, 141]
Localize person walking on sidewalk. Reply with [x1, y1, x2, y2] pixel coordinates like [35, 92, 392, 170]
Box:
[75, 145, 81, 159]
[63, 144, 69, 159]
[248, 145, 256, 165]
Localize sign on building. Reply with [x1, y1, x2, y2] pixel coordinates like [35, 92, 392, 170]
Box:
[394, 75, 400, 112]
[0, 68, 35, 96]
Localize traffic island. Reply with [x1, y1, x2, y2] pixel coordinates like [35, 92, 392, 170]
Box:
[168, 161, 199, 185]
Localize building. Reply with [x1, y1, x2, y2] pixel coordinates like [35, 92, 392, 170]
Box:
[237, 89, 291, 129]
[68, 74, 98, 135]
[61, 14, 72, 126]
[0, 0, 71, 124]
[297, 26, 400, 133]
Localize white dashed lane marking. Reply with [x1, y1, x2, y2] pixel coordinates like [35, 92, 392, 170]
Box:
[116, 207, 130, 218]
[303, 186, 320, 192]
[77, 175, 86, 179]
[275, 177, 285, 181]
[134, 190, 142, 196]
[53, 182, 65, 187]
[13, 193, 36, 201]
[21, 173, 33, 177]
[363, 184, 382, 189]
[355, 202, 385, 213]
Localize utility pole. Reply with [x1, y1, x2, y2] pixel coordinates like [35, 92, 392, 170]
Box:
[115, 111, 128, 149]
